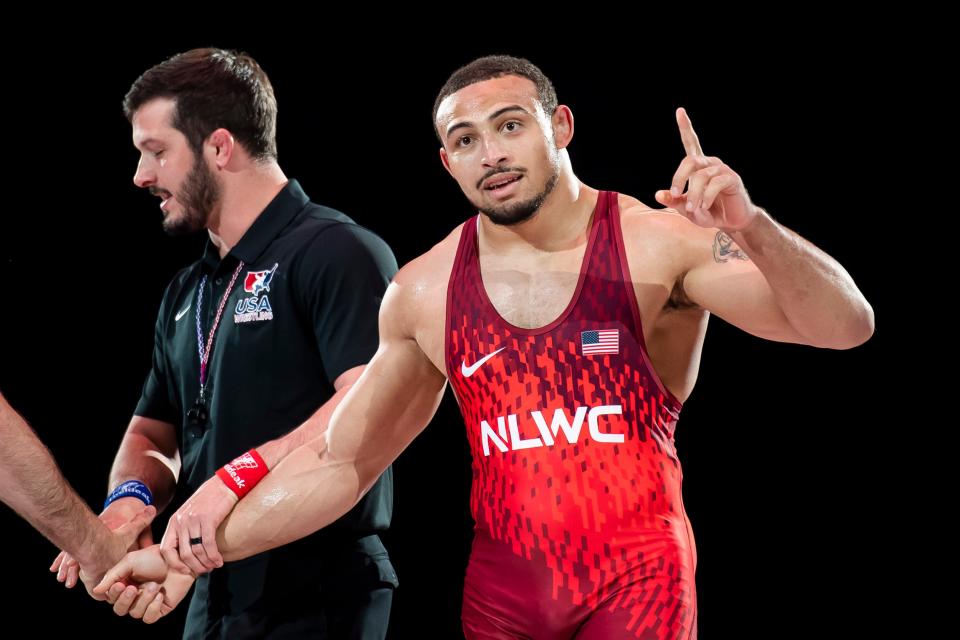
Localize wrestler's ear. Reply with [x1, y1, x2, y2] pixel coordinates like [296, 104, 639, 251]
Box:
[551, 105, 574, 150]
[439, 146, 453, 177]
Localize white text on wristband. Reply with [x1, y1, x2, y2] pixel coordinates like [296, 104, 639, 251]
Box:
[216, 449, 269, 499]
[104, 480, 153, 509]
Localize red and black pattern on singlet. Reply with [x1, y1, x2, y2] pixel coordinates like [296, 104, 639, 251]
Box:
[445, 191, 697, 639]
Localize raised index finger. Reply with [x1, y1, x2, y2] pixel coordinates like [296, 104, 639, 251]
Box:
[676, 107, 704, 158]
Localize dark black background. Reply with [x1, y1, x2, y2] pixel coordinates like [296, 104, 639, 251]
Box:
[0, 26, 907, 638]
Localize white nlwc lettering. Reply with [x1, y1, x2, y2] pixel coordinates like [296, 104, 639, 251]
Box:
[480, 405, 623, 456]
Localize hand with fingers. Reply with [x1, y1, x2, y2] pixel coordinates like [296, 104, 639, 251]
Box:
[654, 107, 759, 232]
[49, 497, 155, 592]
[76, 504, 158, 598]
[160, 474, 238, 576]
[93, 544, 196, 624]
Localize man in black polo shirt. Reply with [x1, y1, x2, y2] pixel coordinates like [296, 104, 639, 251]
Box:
[49, 47, 398, 638]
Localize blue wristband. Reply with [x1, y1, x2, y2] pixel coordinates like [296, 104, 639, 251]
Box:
[103, 480, 153, 509]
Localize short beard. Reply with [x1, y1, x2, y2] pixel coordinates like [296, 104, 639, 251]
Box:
[162, 152, 220, 236]
[479, 169, 559, 226]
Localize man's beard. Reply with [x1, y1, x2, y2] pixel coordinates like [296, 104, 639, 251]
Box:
[162, 154, 221, 236]
[476, 163, 560, 227]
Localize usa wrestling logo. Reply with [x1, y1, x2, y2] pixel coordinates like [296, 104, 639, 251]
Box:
[235, 263, 278, 324]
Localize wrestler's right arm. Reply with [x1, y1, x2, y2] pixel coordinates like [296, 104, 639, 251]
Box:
[216, 268, 448, 560]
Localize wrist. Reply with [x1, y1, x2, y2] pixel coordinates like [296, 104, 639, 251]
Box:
[104, 479, 153, 510]
[725, 205, 769, 235]
[216, 449, 269, 500]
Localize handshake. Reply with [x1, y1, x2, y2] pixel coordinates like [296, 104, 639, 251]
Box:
[49, 456, 260, 624]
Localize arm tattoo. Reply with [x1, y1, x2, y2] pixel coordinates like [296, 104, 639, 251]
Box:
[713, 231, 750, 263]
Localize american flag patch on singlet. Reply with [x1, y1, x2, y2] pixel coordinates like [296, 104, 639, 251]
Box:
[580, 329, 619, 355]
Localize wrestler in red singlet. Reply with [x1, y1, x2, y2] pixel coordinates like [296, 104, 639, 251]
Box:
[447, 191, 697, 639]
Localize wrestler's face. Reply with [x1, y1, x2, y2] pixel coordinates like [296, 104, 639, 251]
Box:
[131, 98, 221, 236]
[436, 76, 566, 226]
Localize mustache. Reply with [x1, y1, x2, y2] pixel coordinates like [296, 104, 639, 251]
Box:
[477, 167, 525, 190]
[149, 186, 173, 199]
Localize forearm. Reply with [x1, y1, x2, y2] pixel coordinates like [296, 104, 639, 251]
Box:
[109, 419, 179, 511]
[2, 457, 109, 564]
[730, 207, 875, 348]
[216, 341, 446, 560]
[216, 444, 362, 561]
[0, 397, 110, 563]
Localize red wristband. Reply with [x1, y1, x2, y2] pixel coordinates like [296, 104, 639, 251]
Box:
[216, 449, 269, 499]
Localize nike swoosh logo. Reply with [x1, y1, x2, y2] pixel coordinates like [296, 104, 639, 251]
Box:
[461, 347, 507, 378]
[175, 304, 191, 322]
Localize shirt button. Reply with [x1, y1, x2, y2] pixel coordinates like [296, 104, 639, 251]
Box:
[215, 278, 222, 285]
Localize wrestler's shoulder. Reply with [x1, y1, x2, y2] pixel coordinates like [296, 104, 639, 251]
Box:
[394, 222, 465, 289]
[618, 193, 688, 229]
[617, 192, 714, 250]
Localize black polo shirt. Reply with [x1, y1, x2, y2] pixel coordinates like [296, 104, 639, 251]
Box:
[135, 180, 398, 634]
